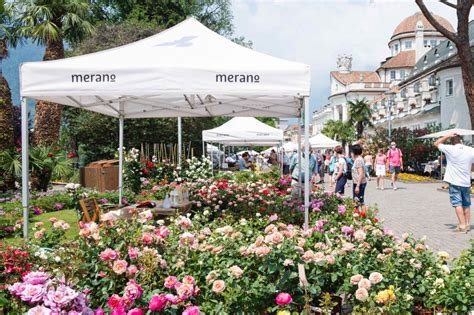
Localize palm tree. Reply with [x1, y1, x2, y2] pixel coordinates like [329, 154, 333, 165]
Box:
[347, 98, 373, 139]
[0, 1, 16, 152]
[322, 119, 355, 147]
[10, 0, 94, 146]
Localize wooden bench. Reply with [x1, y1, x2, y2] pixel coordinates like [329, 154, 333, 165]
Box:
[79, 198, 101, 223]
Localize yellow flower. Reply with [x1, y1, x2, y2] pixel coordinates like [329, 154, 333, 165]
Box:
[375, 286, 396, 305]
[437, 251, 450, 261]
[277, 311, 291, 315]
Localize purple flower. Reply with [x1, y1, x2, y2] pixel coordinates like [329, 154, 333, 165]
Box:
[121, 197, 128, 205]
[20, 284, 47, 303]
[32, 206, 43, 215]
[23, 272, 50, 285]
[43, 285, 79, 311]
[182, 305, 200, 315]
[341, 226, 354, 236]
[98, 198, 109, 204]
[0, 209, 5, 216]
[338, 205, 346, 215]
[383, 227, 394, 236]
[8, 282, 26, 297]
[53, 203, 64, 210]
[27, 305, 52, 315]
[313, 219, 326, 233]
[94, 308, 105, 315]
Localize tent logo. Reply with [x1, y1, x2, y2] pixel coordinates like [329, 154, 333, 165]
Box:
[71, 73, 117, 83]
[215, 74, 260, 83]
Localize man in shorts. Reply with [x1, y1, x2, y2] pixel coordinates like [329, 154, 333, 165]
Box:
[435, 132, 473, 233]
[386, 142, 403, 190]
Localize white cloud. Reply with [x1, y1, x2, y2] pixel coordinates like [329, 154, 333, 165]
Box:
[231, 0, 462, 114]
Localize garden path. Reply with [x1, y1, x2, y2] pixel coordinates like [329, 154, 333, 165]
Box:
[352, 179, 471, 257]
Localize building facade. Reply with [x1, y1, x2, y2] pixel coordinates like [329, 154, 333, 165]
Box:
[312, 12, 468, 134]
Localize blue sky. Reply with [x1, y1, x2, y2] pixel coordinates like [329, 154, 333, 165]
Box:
[231, 0, 461, 114]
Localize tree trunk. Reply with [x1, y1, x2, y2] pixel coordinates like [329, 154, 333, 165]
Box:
[458, 45, 474, 130]
[0, 75, 14, 151]
[33, 39, 65, 146]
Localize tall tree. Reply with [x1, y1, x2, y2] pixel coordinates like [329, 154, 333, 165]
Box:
[415, 0, 473, 128]
[347, 98, 373, 139]
[11, 0, 94, 146]
[322, 119, 355, 147]
[0, 0, 15, 152]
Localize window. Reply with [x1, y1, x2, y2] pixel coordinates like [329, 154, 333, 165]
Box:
[428, 75, 436, 86]
[424, 40, 428, 46]
[414, 82, 420, 93]
[390, 71, 396, 80]
[400, 69, 406, 79]
[430, 40, 437, 47]
[404, 41, 412, 49]
[412, 124, 420, 130]
[394, 44, 399, 53]
[401, 89, 407, 98]
[446, 79, 453, 96]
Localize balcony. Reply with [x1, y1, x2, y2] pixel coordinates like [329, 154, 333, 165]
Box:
[396, 101, 405, 110]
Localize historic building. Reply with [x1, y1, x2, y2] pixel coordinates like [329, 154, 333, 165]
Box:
[311, 12, 468, 134]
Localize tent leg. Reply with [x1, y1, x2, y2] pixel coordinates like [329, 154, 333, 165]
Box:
[178, 117, 182, 168]
[118, 103, 124, 207]
[303, 96, 310, 230]
[21, 97, 29, 240]
[297, 118, 302, 198]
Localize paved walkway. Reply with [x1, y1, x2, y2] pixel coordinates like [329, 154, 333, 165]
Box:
[358, 179, 471, 257]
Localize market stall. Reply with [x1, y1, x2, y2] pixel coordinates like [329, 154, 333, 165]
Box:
[19, 17, 311, 238]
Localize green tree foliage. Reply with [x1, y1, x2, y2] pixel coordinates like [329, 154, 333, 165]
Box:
[347, 98, 373, 139]
[322, 119, 355, 147]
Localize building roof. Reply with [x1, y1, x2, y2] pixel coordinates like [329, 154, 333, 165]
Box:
[379, 50, 416, 69]
[400, 20, 474, 87]
[330, 71, 381, 85]
[392, 12, 454, 39]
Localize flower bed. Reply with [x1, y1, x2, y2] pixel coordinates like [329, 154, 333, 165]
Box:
[2, 184, 472, 314]
[388, 173, 438, 183]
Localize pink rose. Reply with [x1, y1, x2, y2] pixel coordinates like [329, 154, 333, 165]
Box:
[182, 305, 200, 315]
[354, 230, 367, 242]
[350, 274, 363, 285]
[127, 308, 144, 315]
[100, 248, 118, 261]
[355, 288, 369, 301]
[229, 266, 243, 278]
[23, 271, 50, 285]
[265, 232, 284, 245]
[141, 232, 154, 245]
[302, 250, 315, 263]
[212, 280, 226, 294]
[128, 247, 140, 260]
[176, 283, 194, 299]
[111, 308, 126, 315]
[254, 246, 271, 257]
[112, 260, 128, 275]
[164, 276, 177, 289]
[94, 308, 105, 315]
[124, 280, 143, 301]
[148, 294, 167, 312]
[127, 265, 138, 275]
[283, 259, 294, 266]
[165, 294, 178, 304]
[27, 306, 52, 315]
[338, 205, 346, 215]
[325, 255, 336, 265]
[275, 292, 292, 305]
[183, 275, 195, 285]
[269, 213, 278, 222]
[369, 272, 383, 284]
[156, 226, 170, 238]
[358, 278, 371, 290]
[20, 284, 46, 303]
[108, 294, 123, 309]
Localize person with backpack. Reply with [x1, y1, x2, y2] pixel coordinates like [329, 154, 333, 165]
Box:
[351, 144, 367, 208]
[333, 145, 350, 195]
[328, 151, 338, 188]
[386, 141, 403, 190]
[290, 148, 317, 198]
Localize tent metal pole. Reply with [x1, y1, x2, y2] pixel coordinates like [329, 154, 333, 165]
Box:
[178, 117, 182, 168]
[303, 96, 310, 230]
[118, 102, 124, 206]
[297, 118, 302, 198]
[21, 97, 29, 240]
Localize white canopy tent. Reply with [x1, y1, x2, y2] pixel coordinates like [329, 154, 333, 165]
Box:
[282, 142, 298, 152]
[417, 128, 474, 139]
[19, 17, 312, 238]
[309, 133, 341, 149]
[202, 117, 283, 145]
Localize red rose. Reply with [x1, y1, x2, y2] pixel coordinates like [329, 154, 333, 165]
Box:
[68, 152, 75, 158]
[373, 218, 378, 223]
[142, 169, 148, 175]
[359, 211, 366, 218]
[47, 153, 54, 158]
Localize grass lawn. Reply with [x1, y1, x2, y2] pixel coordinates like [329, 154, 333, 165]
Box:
[2, 209, 79, 246]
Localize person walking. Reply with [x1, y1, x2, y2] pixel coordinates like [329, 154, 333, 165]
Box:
[282, 151, 290, 175]
[364, 153, 373, 180]
[290, 148, 317, 198]
[351, 144, 367, 208]
[328, 151, 338, 188]
[386, 142, 403, 190]
[375, 148, 387, 190]
[435, 133, 473, 233]
[315, 150, 324, 183]
[333, 145, 348, 195]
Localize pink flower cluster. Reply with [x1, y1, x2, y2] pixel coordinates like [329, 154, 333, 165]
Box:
[351, 272, 384, 302]
[107, 280, 143, 313]
[148, 275, 200, 313]
[8, 271, 92, 314]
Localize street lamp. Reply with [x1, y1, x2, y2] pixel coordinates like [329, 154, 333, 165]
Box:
[385, 90, 395, 142]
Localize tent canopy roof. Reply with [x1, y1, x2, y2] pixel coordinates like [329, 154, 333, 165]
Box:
[309, 133, 341, 148]
[202, 117, 283, 145]
[20, 17, 310, 119]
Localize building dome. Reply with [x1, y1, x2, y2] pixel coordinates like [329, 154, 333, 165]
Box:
[391, 12, 454, 39]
